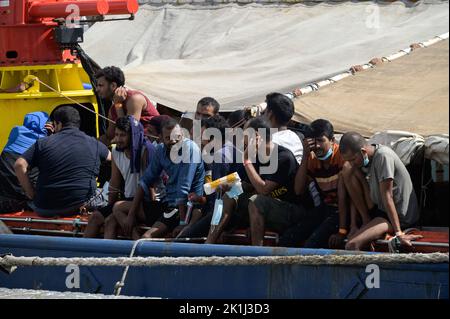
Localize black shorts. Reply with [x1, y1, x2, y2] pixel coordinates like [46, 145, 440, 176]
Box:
[97, 198, 134, 218]
[369, 205, 389, 221]
[143, 201, 168, 227]
[155, 205, 180, 231]
[97, 204, 114, 218]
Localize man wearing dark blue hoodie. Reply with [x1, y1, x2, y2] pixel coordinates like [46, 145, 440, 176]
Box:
[0, 112, 51, 213]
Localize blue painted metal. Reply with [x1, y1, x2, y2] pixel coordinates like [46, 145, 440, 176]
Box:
[0, 234, 448, 299]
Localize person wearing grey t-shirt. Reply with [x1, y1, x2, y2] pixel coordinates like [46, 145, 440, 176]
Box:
[339, 132, 422, 251]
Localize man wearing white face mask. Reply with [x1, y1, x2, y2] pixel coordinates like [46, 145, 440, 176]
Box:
[280, 119, 346, 249]
[339, 131, 421, 251]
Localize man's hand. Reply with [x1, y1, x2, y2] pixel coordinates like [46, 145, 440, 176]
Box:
[188, 192, 200, 203]
[25, 188, 35, 201]
[123, 212, 135, 236]
[113, 86, 127, 105]
[303, 138, 314, 153]
[244, 136, 259, 161]
[188, 192, 206, 205]
[44, 122, 55, 135]
[217, 184, 232, 193]
[397, 233, 423, 247]
[328, 233, 346, 249]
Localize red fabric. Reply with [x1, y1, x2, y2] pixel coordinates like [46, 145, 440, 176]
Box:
[110, 89, 160, 130]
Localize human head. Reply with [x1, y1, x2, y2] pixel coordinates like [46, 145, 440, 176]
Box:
[52, 106, 81, 132]
[148, 115, 172, 142]
[200, 115, 229, 149]
[114, 116, 132, 150]
[95, 66, 125, 100]
[310, 119, 335, 158]
[161, 118, 183, 150]
[264, 92, 294, 127]
[23, 111, 49, 135]
[244, 117, 272, 149]
[339, 131, 370, 168]
[195, 97, 220, 120]
[227, 109, 252, 129]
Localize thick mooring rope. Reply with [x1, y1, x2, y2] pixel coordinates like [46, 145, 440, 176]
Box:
[0, 253, 448, 268]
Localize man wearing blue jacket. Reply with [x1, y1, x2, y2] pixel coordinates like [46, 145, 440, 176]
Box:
[108, 117, 205, 238]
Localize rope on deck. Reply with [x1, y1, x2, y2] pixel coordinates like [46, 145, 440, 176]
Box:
[1, 252, 448, 268]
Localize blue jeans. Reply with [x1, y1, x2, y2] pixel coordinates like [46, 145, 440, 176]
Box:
[279, 204, 339, 249]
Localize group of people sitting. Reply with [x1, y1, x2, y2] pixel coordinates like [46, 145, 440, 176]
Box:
[0, 65, 423, 250]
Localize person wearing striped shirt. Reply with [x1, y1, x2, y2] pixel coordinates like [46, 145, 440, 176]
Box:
[280, 119, 346, 248]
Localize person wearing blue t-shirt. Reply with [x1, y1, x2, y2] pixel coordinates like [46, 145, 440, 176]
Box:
[107, 118, 205, 239]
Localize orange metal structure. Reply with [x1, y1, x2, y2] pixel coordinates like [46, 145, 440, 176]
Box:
[0, 0, 137, 66]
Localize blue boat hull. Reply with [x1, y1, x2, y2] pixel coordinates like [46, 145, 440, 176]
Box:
[0, 234, 448, 299]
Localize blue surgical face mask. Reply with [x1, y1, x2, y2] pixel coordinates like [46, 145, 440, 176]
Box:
[317, 147, 333, 161]
[362, 152, 370, 167]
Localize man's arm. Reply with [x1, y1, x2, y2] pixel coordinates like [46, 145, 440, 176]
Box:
[378, 178, 423, 246]
[337, 174, 348, 230]
[244, 162, 279, 196]
[102, 106, 115, 144]
[112, 86, 127, 119]
[141, 147, 158, 201]
[108, 156, 123, 204]
[379, 179, 402, 234]
[176, 143, 204, 220]
[14, 157, 35, 200]
[123, 185, 145, 235]
[176, 162, 200, 220]
[329, 174, 350, 248]
[125, 93, 146, 122]
[140, 148, 163, 200]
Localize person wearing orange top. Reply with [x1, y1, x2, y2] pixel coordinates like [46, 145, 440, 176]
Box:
[280, 119, 348, 248]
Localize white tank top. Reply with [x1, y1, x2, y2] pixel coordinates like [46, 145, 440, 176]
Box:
[112, 146, 141, 199]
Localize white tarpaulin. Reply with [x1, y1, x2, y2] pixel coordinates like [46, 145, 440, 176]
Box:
[368, 131, 448, 165]
[82, 0, 449, 111]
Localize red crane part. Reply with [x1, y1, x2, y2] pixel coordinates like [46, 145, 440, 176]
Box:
[0, 0, 138, 66]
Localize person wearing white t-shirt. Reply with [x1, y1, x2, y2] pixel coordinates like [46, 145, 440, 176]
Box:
[263, 92, 303, 164]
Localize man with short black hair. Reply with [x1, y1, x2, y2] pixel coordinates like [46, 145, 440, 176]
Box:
[194, 97, 220, 120]
[280, 119, 346, 248]
[108, 118, 205, 239]
[264, 92, 303, 164]
[95, 66, 159, 145]
[178, 115, 240, 238]
[147, 115, 172, 143]
[206, 117, 302, 245]
[85, 116, 156, 238]
[339, 131, 422, 250]
[15, 106, 111, 217]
